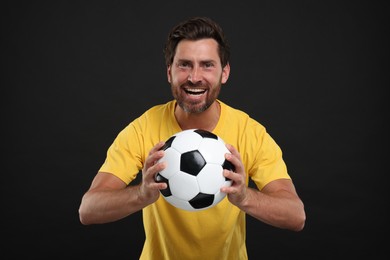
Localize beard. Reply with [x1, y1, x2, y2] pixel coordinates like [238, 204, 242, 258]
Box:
[171, 80, 222, 114]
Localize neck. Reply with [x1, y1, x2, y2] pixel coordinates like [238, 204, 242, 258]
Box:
[175, 101, 221, 132]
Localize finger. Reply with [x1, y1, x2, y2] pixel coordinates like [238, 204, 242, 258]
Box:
[148, 141, 166, 155]
[220, 183, 238, 194]
[226, 143, 241, 159]
[145, 146, 165, 169]
[223, 169, 240, 183]
[146, 160, 166, 180]
[155, 181, 168, 190]
[224, 152, 243, 174]
[147, 178, 168, 190]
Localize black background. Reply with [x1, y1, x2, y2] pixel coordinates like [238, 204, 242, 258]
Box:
[2, 1, 388, 258]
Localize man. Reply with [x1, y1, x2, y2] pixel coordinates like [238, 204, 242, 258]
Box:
[79, 16, 306, 259]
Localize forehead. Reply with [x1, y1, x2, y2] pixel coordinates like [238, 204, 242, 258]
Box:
[174, 39, 220, 62]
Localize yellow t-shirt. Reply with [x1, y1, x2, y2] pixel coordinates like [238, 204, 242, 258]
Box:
[99, 99, 290, 260]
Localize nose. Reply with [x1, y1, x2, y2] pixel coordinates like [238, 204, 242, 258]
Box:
[188, 66, 202, 83]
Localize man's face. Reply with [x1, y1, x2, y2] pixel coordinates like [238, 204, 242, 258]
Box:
[167, 39, 230, 114]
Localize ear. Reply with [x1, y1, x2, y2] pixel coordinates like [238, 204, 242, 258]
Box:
[167, 65, 172, 83]
[221, 63, 230, 84]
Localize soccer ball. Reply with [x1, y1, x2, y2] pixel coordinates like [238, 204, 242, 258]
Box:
[155, 129, 235, 211]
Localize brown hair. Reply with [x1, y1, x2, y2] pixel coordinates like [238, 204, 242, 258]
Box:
[164, 17, 230, 67]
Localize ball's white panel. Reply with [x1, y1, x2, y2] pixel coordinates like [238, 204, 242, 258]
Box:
[213, 180, 233, 204]
[169, 172, 199, 200]
[213, 190, 228, 205]
[171, 130, 203, 153]
[197, 164, 225, 194]
[164, 196, 194, 211]
[223, 179, 233, 187]
[158, 148, 181, 179]
[198, 138, 230, 165]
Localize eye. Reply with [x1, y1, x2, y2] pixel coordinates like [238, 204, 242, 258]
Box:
[203, 62, 215, 69]
[177, 61, 191, 68]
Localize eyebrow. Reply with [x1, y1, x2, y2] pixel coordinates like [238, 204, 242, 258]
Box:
[176, 59, 217, 64]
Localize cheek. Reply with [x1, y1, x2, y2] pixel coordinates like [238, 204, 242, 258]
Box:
[171, 71, 189, 85]
[204, 73, 221, 85]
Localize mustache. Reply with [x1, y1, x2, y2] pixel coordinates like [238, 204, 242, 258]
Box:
[182, 81, 206, 88]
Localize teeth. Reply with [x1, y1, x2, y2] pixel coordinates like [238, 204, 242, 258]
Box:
[185, 88, 204, 93]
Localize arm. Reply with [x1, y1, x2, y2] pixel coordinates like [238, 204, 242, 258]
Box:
[78, 142, 167, 225]
[221, 144, 306, 231]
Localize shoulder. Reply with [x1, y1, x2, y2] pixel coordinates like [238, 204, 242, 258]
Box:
[219, 100, 266, 131]
[134, 100, 175, 123]
[122, 100, 177, 140]
[144, 100, 175, 114]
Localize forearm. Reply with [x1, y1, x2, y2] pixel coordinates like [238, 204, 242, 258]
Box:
[238, 187, 305, 231]
[79, 184, 146, 225]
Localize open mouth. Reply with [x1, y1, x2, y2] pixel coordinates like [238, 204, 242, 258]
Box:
[184, 88, 207, 95]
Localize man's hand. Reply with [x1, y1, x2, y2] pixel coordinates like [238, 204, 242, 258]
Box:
[220, 144, 248, 207]
[139, 141, 168, 204]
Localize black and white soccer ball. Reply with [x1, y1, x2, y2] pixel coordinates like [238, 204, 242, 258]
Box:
[155, 129, 235, 211]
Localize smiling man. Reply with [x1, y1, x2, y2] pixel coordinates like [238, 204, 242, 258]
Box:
[79, 16, 306, 260]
